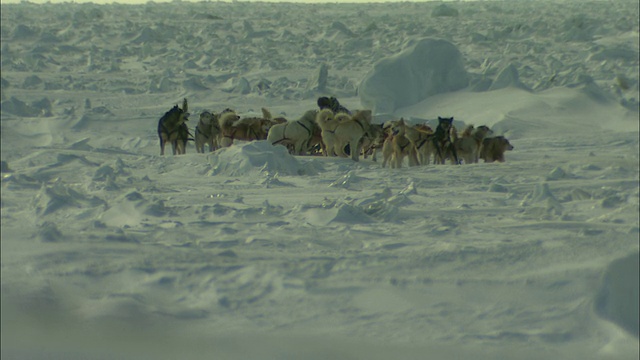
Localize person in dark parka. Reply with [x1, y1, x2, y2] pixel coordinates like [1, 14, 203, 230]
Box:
[317, 96, 351, 115]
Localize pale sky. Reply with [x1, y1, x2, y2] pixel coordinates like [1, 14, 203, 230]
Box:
[1, 0, 459, 4]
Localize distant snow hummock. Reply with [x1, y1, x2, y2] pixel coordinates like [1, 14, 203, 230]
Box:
[207, 141, 319, 177]
[359, 38, 469, 114]
[595, 251, 639, 338]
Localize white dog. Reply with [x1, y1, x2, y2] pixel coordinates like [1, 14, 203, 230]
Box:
[267, 110, 318, 155]
[194, 111, 220, 153]
[316, 109, 372, 161]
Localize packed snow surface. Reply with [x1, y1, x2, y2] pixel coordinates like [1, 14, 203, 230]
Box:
[1, 1, 638, 359]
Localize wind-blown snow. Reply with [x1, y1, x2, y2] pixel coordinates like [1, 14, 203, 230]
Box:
[1, 1, 638, 359]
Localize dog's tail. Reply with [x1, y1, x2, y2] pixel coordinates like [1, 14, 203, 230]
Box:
[261, 107, 272, 120]
[182, 98, 188, 112]
[352, 109, 373, 124]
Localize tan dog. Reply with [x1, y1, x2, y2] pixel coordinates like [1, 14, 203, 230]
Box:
[195, 111, 221, 153]
[324, 110, 372, 161]
[219, 111, 273, 147]
[381, 119, 419, 168]
[401, 122, 434, 165]
[360, 123, 386, 161]
[267, 110, 318, 155]
[455, 125, 493, 164]
[480, 136, 514, 163]
[315, 109, 340, 156]
[234, 116, 273, 139]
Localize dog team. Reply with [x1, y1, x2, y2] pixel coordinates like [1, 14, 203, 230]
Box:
[157, 97, 514, 165]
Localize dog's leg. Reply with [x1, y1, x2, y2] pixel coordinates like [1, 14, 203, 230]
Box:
[407, 146, 419, 166]
[381, 143, 391, 168]
[433, 139, 444, 164]
[322, 133, 334, 156]
[294, 139, 305, 155]
[450, 145, 460, 165]
[350, 139, 360, 161]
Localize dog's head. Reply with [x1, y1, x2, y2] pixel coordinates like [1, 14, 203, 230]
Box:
[271, 116, 288, 125]
[389, 119, 406, 136]
[486, 136, 514, 151]
[499, 136, 514, 151]
[317, 97, 332, 110]
[260, 119, 273, 133]
[199, 111, 216, 124]
[437, 116, 454, 130]
[476, 125, 493, 137]
[315, 108, 335, 125]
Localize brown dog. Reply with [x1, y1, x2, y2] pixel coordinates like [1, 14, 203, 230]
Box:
[402, 122, 434, 165]
[381, 119, 419, 168]
[218, 111, 273, 147]
[480, 136, 514, 163]
[360, 123, 386, 161]
[455, 125, 493, 164]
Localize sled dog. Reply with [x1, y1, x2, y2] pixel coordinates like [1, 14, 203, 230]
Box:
[158, 98, 189, 155]
[432, 116, 459, 165]
[195, 111, 221, 153]
[320, 109, 372, 161]
[381, 119, 419, 168]
[267, 110, 319, 155]
[455, 125, 493, 164]
[218, 111, 241, 147]
[315, 108, 340, 156]
[480, 136, 514, 163]
[360, 123, 386, 161]
[401, 122, 435, 165]
[219, 111, 273, 147]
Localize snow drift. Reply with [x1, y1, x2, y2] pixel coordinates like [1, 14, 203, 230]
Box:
[359, 38, 469, 114]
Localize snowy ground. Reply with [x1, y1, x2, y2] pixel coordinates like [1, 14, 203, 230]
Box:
[1, 1, 638, 359]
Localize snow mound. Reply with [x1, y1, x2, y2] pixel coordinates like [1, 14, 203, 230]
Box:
[431, 4, 459, 17]
[488, 64, 530, 91]
[207, 141, 319, 177]
[12, 24, 38, 39]
[300, 202, 374, 226]
[359, 38, 469, 114]
[595, 252, 639, 338]
[0, 96, 51, 117]
[100, 191, 169, 227]
[32, 180, 106, 216]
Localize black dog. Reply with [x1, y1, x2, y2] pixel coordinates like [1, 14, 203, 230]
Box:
[433, 116, 459, 165]
[157, 98, 190, 155]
